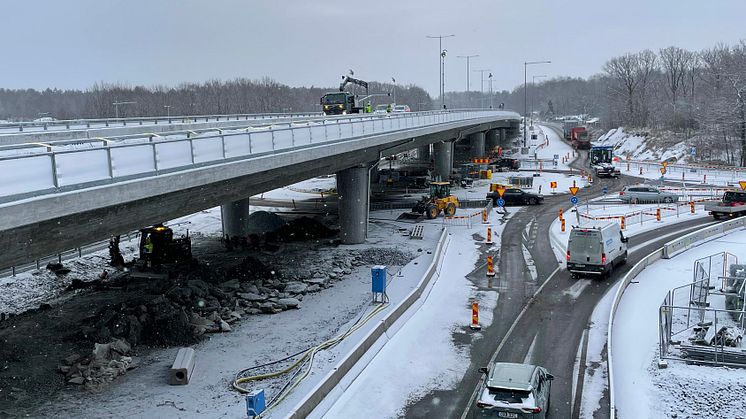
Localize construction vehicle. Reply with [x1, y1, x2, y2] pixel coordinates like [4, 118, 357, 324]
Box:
[138, 224, 192, 267]
[590, 145, 620, 177]
[320, 75, 369, 115]
[570, 127, 591, 150]
[562, 119, 580, 140]
[411, 181, 460, 219]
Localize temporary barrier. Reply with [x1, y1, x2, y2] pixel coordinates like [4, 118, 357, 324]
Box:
[470, 301, 481, 330]
[486, 256, 495, 277]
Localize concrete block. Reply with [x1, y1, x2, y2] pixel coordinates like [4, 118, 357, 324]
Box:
[170, 347, 195, 385]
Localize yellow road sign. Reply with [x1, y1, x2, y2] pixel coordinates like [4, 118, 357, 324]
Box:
[739, 181, 746, 190]
[660, 167, 666, 175]
[496, 185, 506, 198]
[569, 186, 579, 196]
[550, 181, 558, 189]
[662, 161, 668, 168]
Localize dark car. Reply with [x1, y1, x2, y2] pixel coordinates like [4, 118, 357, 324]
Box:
[493, 158, 521, 172]
[487, 188, 544, 206]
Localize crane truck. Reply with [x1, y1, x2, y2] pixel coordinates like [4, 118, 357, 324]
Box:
[320, 75, 369, 115]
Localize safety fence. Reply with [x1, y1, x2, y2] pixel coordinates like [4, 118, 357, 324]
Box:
[576, 199, 716, 229]
[442, 199, 493, 228]
[659, 251, 746, 368]
[0, 109, 517, 203]
[617, 159, 746, 186]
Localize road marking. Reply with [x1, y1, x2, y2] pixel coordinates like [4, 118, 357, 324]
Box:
[460, 265, 562, 419]
[571, 328, 589, 418]
[521, 243, 538, 282]
[523, 333, 539, 364]
[563, 279, 591, 300]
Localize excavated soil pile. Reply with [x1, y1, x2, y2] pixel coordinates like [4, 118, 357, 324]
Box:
[275, 217, 337, 241]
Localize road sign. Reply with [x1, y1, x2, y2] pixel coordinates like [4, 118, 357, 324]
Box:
[496, 185, 506, 198]
[660, 167, 666, 175]
[569, 186, 579, 196]
[691, 147, 697, 156]
[550, 181, 558, 189]
[739, 181, 746, 190]
[662, 162, 668, 168]
[553, 154, 559, 160]
[570, 196, 579, 205]
[497, 198, 505, 207]
[602, 186, 608, 194]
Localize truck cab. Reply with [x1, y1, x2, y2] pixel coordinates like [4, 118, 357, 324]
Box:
[321, 92, 357, 115]
[567, 223, 628, 278]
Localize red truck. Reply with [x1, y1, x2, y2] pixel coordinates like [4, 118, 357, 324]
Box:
[570, 127, 591, 150]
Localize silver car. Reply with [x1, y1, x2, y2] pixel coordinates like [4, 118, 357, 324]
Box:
[473, 362, 553, 418]
[618, 185, 678, 204]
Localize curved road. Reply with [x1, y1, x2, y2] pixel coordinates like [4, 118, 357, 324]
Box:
[404, 128, 718, 419]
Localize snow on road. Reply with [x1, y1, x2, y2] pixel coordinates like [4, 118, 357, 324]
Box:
[613, 228, 746, 419]
[319, 210, 508, 418]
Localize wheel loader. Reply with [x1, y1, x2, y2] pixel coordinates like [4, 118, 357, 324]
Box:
[411, 181, 460, 219]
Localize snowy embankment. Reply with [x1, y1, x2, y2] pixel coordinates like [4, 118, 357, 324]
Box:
[613, 228, 746, 419]
[595, 127, 689, 162]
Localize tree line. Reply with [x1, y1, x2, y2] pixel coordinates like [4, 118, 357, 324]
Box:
[0, 78, 432, 120]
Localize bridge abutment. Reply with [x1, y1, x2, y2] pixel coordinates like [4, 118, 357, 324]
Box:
[417, 144, 431, 162]
[486, 129, 499, 152]
[336, 165, 369, 244]
[221, 198, 251, 239]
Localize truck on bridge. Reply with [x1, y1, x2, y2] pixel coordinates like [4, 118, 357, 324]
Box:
[320, 75, 369, 115]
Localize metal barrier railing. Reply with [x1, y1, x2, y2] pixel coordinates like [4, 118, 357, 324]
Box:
[0, 110, 517, 203]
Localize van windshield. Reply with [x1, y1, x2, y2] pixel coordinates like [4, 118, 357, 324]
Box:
[571, 231, 601, 254]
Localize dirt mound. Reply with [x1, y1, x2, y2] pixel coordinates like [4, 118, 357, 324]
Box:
[355, 248, 414, 266]
[247, 211, 287, 235]
[275, 217, 337, 241]
[226, 256, 275, 282]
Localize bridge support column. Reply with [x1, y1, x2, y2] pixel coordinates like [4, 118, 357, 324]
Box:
[433, 140, 453, 181]
[499, 129, 507, 145]
[486, 129, 499, 152]
[336, 165, 369, 244]
[221, 198, 251, 239]
[417, 144, 431, 162]
[469, 132, 486, 158]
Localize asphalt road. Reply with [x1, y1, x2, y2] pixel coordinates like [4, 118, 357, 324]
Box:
[404, 132, 719, 419]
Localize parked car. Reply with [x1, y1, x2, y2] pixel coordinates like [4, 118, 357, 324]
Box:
[374, 104, 389, 114]
[392, 104, 411, 113]
[473, 362, 553, 419]
[493, 157, 521, 172]
[618, 185, 678, 204]
[566, 222, 628, 278]
[487, 188, 543, 206]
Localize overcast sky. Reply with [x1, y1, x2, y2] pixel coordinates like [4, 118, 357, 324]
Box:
[2, 0, 745, 95]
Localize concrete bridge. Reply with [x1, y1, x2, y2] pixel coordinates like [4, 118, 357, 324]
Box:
[0, 110, 519, 270]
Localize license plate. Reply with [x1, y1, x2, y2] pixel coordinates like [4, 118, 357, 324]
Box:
[498, 413, 518, 419]
[575, 264, 585, 268]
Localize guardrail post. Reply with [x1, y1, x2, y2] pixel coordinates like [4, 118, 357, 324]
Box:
[189, 139, 195, 164]
[271, 129, 276, 150]
[50, 153, 59, 188]
[152, 143, 158, 173]
[248, 133, 253, 154]
[221, 136, 227, 158]
[106, 147, 114, 179]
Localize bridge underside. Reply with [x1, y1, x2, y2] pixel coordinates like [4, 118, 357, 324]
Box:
[0, 119, 519, 269]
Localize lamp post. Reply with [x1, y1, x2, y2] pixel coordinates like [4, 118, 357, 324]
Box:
[531, 75, 546, 126]
[112, 101, 136, 119]
[473, 69, 491, 109]
[457, 54, 479, 92]
[427, 34, 455, 109]
[488, 72, 493, 109]
[164, 105, 172, 118]
[523, 60, 551, 146]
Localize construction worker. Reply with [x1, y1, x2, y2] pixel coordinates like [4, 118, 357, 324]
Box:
[143, 234, 154, 267]
[386, 103, 392, 113]
[365, 102, 372, 113]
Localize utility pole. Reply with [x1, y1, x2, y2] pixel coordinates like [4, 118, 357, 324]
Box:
[523, 60, 551, 147]
[457, 54, 479, 92]
[163, 105, 172, 118]
[427, 34, 455, 109]
[473, 69, 491, 109]
[488, 72, 493, 109]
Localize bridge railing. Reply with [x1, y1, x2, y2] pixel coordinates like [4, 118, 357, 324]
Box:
[0, 110, 516, 203]
[0, 112, 324, 134]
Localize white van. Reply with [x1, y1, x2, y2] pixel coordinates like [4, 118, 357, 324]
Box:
[566, 222, 628, 278]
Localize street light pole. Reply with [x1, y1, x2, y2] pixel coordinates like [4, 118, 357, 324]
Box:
[112, 101, 136, 119]
[457, 54, 479, 92]
[164, 105, 172, 118]
[523, 60, 551, 147]
[488, 72, 493, 109]
[427, 34, 455, 109]
[473, 69, 491, 109]
[531, 75, 547, 126]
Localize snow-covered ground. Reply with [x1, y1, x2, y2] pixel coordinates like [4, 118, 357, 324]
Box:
[317, 206, 509, 418]
[596, 127, 689, 162]
[613, 228, 746, 419]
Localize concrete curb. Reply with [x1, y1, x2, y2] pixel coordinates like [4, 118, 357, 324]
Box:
[607, 217, 746, 417]
[286, 228, 450, 419]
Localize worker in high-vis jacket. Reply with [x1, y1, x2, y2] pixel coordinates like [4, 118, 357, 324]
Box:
[365, 102, 372, 113]
[143, 234, 154, 267]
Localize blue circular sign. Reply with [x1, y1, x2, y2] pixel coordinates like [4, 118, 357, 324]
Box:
[570, 196, 579, 205]
[602, 187, 609, 194]
[497, 198, 506, 207]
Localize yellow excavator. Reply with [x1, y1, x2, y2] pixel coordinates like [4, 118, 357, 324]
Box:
[411, 181, 460, 219]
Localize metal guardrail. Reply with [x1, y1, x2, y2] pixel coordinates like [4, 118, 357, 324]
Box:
[608, 216, 746, 417]
[0, 110, 517, 203]
[0, 112, 323, 133]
